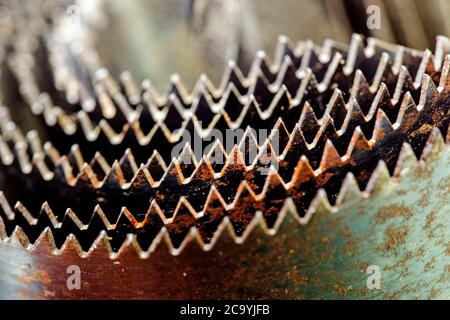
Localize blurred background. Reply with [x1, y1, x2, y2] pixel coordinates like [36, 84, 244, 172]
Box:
[1, 0, 450, 90]
[88, 0, 450, 90]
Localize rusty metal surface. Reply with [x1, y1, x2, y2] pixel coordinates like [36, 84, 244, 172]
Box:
[0, 0, 449, 300]
[0, 137, 448, 299]
[0, 41, 448, 249]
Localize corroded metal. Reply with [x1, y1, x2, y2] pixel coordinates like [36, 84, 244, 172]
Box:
[0, 1, 449, 300]
[0, 135, 448, 299]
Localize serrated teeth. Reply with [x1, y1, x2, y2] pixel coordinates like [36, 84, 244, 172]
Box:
[11, 31, 448, 144]
[2, 121, 446, 255]
[0, 11, 448, 261]
[1, 119, 447, 253]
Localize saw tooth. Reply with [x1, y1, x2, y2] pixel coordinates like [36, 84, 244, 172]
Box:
[196, 186, 228, 245]
[298, 101, 320, 140]
[102, 160, 126, 189]
[371, 108, 394, 143]
[363, 160, 391, 195]
[393, 142, 419, 178]
[145, 150, 168, 181]
[414, 49, 437, 87]
[335, 172, 362, 206]
[319, 139, 343, 171]
[345, 126, 371, 160]
[343, 34, 365, 75]
[14, 141, 32, 174]
[96, 68, 120, 97]
[0, 66, 445, 201]
[95, 82, 117, 119]
[420, 126, 446, 162]
[238, 127, 260, 166]
[273, 35, 298, 71]
[270, 118, 290, 155]
[0, 5, 449, 298]
[9, 34, 445, 167]
[249, 71, 274, 108]
[0, 134, 14, 166]
[418, 74, 439, 109]
[227, 181, 259, 236]
[206, 139, 228, 172]
[222, 142, 244, 166]
[323, 88, 347, 129]
[67, 144, 84, 175]
[89, 151, 110, 181]
[289, 155, 315, 189]
[273, 55, 299, 95]
[53, 155, 75, 184]
[341, 96, 365, 134]
[350, 69, 370, 99]
[164, 197, 201, 249]
[120, 71, 141, 106]
[438, 54, 450, 92]
[297, 40, 315, 74]
[368, 83, 397, 122]
[370, 52, 393, 93]
[393, 65, 417, 105]
[141, 79, 166, 108]
[0, 125, 447, 254]
[129, 164, 155, 192]
[192, 88, 217, 126]
[162, 157, 185, 186]
[250, 50, 277, 83]
[221, 60, 248, 96]
[317, 52, 345, 92]
[118, 148, 139, 181]
[74, 163, 100, 189]
[191, 156, 216, 183]
[396, 92, 420, 132]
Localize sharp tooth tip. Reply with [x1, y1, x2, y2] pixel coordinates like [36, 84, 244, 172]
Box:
[278, 35, 289, 43]
[96, 68, 109, 79]
[256, 50, 266, 58]
[170, 73, 180, 82]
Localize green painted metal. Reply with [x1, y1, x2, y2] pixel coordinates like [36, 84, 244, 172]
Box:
[276, 141, 449, 299]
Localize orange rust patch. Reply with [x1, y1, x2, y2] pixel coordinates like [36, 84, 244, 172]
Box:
[375, 205, 412, 224]
[332, 281, 352, 296]
[359, 262, 369, 270]
[384, 225, 408, 252]
[425, 210, 437, 239]
[18, 270, 52, 285]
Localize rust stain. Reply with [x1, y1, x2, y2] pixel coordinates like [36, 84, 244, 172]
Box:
[18, 270, 52, 285]
[331, 281, 352, 296]
[383, 225, 408, 252]
[424, 256, 437, 273]
[375, 205, 413, 224]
